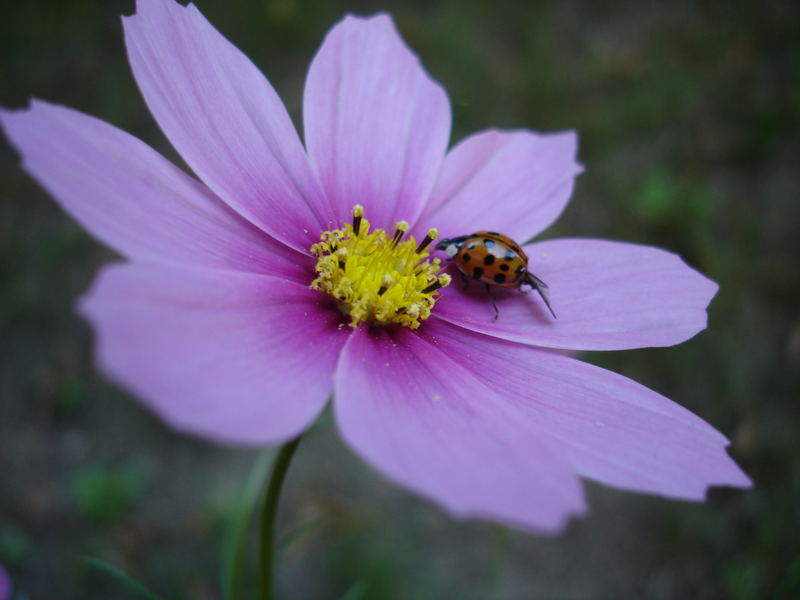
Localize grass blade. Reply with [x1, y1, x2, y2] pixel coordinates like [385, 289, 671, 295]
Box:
[82, 556, 164, 600]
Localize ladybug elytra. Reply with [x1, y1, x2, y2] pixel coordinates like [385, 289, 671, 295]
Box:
[435, 231, 556, 321]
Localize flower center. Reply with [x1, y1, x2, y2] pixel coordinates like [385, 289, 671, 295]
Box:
[310, 205, 450, 329]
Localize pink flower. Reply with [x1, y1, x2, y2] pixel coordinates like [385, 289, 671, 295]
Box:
[1, 0, 749, 534]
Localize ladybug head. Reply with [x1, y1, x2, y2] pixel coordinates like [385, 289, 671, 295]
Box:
[435, 239, 452, 251]
[436, 234, 470, 250]
[435, 236, 468, 258]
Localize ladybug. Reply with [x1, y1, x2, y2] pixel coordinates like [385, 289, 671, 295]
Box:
[435, 231, 556, 321]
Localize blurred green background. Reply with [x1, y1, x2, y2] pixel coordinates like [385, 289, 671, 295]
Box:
[1, 0, 798, 598]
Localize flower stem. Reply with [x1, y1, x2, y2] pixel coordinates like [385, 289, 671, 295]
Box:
[258, 435, 302, 600]
[221, 448, 274, 600]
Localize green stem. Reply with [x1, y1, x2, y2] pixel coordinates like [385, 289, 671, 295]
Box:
[258, 435, 302, 600]
[222, 448, 274, 600]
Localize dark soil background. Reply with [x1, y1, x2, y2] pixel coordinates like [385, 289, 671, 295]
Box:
[1, 1, 798, 598]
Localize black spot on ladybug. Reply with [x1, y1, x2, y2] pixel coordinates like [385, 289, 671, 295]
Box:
[483, 255, 495, 266]
[504, 251, 516, 261]
[462, 253, 472, 263]
[483, 239, 496, 248]
[493, 273, 507, 284]
[472, 267, 484, 280]
[500, 263, 509, 272]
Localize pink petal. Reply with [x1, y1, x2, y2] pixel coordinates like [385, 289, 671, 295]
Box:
[414, 129, 581, 242]
[79, 264, 347, 446]
[429, 320, 751, 499]
[334, 325, 586, 534]
[0, 100, 307, 280]
[303, 14, 451, 230]
[123, 0, 328, 253]
[435, 238, 718, 351]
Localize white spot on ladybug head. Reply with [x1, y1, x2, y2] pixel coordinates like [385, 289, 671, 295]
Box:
[445, 243, 459, 257]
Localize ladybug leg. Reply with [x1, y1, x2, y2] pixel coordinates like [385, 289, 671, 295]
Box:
[485, 283, 500, 322]
[459, 270, 469, 292]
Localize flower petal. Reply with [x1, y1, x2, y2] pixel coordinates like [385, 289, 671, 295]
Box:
[303, 14, 451, 230]
[123, 0, 327, 253]
[334, 325, 586, 534]
[79, 264, 347, 446]
[414, 129, 581, 242]
[429, 320, 751, 499]
[435, 238, 718, 350]
[0, 100, 307, 280]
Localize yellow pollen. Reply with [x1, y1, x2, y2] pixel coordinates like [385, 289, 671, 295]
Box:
[310, 207, 450, 329]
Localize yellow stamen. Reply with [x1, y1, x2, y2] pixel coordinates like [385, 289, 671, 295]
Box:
[310, 207, 449, 329]
[390, 221, 409, 247]
[416, 228, 439, 253]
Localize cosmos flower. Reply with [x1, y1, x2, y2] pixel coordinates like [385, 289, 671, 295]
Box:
[1, 0, 750, 533]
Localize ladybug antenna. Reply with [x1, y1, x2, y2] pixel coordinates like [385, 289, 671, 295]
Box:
[526, 272, 557, 319]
